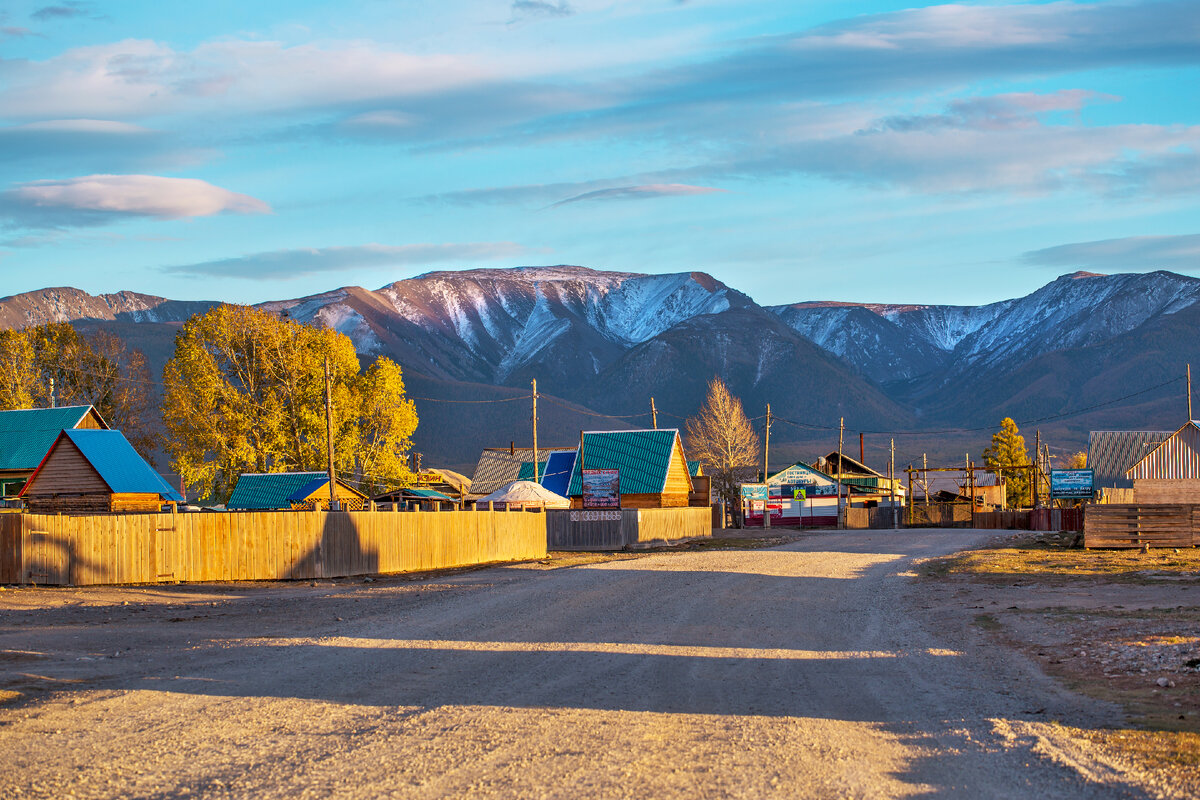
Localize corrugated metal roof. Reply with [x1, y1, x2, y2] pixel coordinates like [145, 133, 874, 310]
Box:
[228, 472, 327, 510]
[686, 460, 701, 477]
[26, 429, 183, 502]
[1088, 430, 1173, 488]
[567, 429, 685, 496]
[469, 447, 575, 496]
[1126, 422, 1200, 480]
[0, 405, 103, 472]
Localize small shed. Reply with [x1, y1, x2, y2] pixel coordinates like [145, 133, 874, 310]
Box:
[227, 472, 367, 511]
[19, 429, 182, 514]
[372, 486, 457, 510]
[0, 405, 108, 498]
[1125, 421, 1200, 503]
[566, 429, 692, 509]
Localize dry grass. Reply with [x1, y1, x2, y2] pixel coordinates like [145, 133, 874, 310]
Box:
[920, 532, 1200, 582]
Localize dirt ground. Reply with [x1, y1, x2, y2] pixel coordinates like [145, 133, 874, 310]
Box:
[0, 529, 1186, 798]
[916, 531, 1200, 796]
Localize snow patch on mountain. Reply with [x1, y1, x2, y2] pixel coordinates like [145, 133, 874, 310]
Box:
[496, 287, 570, 381]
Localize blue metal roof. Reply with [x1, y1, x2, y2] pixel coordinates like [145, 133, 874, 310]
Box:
[53, 429, 183, 502]
[540, 450, 577, 497]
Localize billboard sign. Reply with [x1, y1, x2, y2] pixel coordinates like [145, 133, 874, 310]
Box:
[740, 484, 768, 501]
[1050, 469, 1094, 499]
[582, 469, 620, 508]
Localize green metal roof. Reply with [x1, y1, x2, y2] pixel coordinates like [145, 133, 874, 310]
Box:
[0, 405, 99, 472]
[686, 460, 701, 477]
[567, 429, 683, 496]
[227, 472, 328, 510]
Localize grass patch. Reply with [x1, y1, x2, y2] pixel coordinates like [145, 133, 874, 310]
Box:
[919, 532, 1200, 582]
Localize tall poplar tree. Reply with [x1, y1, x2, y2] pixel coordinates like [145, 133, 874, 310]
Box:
[983, 417, 1031, 508]
[162, 305, 417, 501]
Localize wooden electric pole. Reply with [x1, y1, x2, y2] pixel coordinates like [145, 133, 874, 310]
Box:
[1189, 364, 1193, 421]
[890, 438, 897, 529]
[531, 379, 540, 483]
[763, 403, 772, 482]
[837, 417, 844, 528]
[324, 355, 337, 511]
[651, 397, 658, 430]
[1034, 429, 1041, 508]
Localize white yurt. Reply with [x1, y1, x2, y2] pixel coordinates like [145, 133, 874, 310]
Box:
[476, 480, 571, 510]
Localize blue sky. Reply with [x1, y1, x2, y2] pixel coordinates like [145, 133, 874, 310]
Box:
[1, 0, 1199, 306]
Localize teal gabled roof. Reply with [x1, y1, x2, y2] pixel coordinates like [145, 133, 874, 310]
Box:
[686, 460, 701, 477]
[227, 472, 328, 510]
[22, 429, 182, 502]
[567, 429, 685, 496]
[0, 405, 103, 472]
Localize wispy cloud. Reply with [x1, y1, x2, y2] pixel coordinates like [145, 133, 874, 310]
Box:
[163, 242, 538, 279]
[31, 1, 102, 22]
[1023, 234, 1200, 272]
[0, 174, 270, 229]
[510, 1, 574, 21]
[549, 183, 724, 207]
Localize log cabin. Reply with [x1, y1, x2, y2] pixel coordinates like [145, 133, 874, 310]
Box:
[19, 428, 183, 514]
[566, 429, 693, 509]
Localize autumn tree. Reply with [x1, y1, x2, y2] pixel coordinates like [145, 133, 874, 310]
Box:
[1065, 451, 1087, 469]
[162, 305, 417, 502]
[0, 323, 158, 457]
[983, 417, 1031, 508]
[685, 377, 760, 525]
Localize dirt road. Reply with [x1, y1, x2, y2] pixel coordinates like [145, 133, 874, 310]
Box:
[0, 531, 1152, 798]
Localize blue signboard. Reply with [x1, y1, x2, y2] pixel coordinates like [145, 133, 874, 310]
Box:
[1050, 469, 1094, 499]
[740, 484, 768, 501]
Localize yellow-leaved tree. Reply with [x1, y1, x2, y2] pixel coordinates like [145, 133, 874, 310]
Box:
[162, 305, 417, 502]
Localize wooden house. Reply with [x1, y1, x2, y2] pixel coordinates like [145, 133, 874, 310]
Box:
[566, 429, 692, 509]
[372, 486, 457, 510]
[227, 472, 367, 511]
[0, 405, 108, 498]
[1125, 421, 1200, 503]
[19, 429, 182, 514]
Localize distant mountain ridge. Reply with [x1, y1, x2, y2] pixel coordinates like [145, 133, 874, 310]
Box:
[2, 266, 1197, 468]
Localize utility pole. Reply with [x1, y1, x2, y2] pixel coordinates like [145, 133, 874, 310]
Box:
[324, 355, 337, 511]
[859, 432, 864, 466]
[837, 417, 845, 528]
[1189, 364, 1194, 421]
[763, 404, 772, 482]
[650, 397, 658, 430]
[890, 438, 897, 529]
[531, 379, 540, 483]
[922, 453, 929, 507]
[1034, 429, 1041, 508]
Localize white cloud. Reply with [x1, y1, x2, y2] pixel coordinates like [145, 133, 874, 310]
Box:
[0, 174, 270, 227]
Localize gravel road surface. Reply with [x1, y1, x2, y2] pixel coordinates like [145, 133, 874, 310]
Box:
[0, 530, 1152, 798]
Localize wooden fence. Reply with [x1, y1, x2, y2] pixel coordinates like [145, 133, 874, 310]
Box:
[907, 503, 973, 528]
[1084, 504, 1200, 549]
[0, 509, 547, 586]
[546, 507, 712, 550]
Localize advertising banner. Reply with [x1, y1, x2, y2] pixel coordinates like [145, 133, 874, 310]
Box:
[582, 469, 620, 508]
[1049, 469, 1094, 499]
[740, 484, 768, 501]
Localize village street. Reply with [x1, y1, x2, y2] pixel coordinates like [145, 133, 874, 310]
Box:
[0, 531, 1150, 798]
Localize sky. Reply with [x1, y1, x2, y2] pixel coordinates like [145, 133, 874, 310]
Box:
[1, 0, 1199, 307]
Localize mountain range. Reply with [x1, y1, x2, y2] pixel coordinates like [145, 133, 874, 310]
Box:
[5, 267, 1198, 472]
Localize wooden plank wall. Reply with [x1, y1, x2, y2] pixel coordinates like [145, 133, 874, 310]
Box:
[1084, 504, 1198, 549]
[632, 507, 712, 547]
[4, 509, 547, 586]
[1133, 479, 1200, 504]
